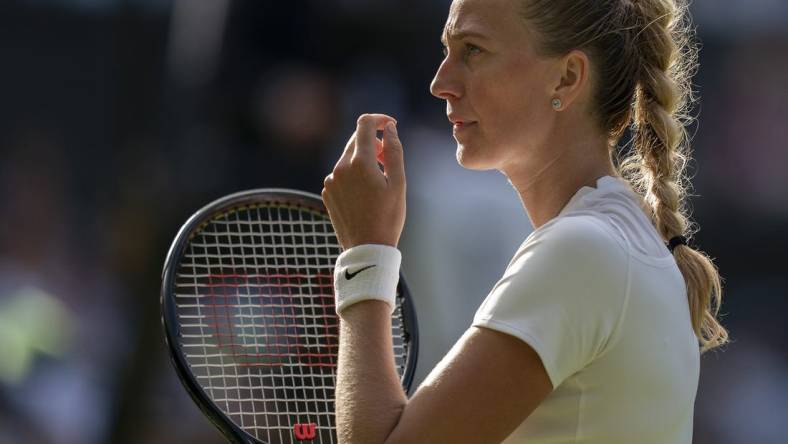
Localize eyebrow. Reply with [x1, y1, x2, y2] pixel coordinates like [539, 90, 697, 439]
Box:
[440, 29, 491, 46]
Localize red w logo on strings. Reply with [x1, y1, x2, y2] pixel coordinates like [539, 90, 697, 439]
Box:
[294, 423, 316, 441]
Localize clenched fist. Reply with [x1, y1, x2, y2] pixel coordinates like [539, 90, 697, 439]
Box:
[321, 113, 406, 250]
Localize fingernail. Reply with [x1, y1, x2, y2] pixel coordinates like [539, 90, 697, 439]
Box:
[386, 121, 397, 136]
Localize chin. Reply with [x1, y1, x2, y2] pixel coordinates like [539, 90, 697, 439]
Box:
[456, 143, 495, 171]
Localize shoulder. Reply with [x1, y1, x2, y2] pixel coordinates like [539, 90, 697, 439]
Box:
[482, 214, 630, 330]
[511, 214, 628, 273]
[471, 214, 632, 389]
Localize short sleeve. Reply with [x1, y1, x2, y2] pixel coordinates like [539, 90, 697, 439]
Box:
[471, 215, 629, 389]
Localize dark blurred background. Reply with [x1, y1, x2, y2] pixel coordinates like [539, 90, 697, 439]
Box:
[0, 0, 786, 443]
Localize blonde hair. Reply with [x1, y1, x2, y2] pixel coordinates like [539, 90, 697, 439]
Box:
[520, 0, 728, 353]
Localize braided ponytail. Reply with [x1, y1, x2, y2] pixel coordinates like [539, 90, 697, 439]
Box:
[519, 0, 729, 352]
[620, 0, 728, 352]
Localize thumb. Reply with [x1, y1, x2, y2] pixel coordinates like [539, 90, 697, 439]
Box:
[382, 121, 405, 189]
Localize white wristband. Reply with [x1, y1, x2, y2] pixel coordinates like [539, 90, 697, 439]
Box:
[333, 244, 402, 316]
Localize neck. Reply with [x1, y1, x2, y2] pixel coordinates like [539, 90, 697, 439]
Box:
[500, 128, 617, 229]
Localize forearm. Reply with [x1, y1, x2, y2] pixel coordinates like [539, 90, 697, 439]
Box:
[335, 299, 409, 444]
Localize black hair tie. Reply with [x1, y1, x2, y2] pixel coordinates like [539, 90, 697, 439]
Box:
[667, 235, 688, 253]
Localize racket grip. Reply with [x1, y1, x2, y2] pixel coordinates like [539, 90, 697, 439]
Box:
[333, 244, 401, 316]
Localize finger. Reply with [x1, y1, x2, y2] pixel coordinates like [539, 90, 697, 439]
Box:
[334, 132, 357, 170]
[354, 113, 396, 167]
[382, 120, 405, 189]
[376, 138, 384, 164]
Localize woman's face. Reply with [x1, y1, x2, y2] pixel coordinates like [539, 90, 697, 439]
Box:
[430, 0, 559, 172]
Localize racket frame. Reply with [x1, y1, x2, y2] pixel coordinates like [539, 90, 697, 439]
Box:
[161, 188, 418, 444]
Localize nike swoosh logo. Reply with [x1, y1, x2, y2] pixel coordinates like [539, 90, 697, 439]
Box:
[345, 264, 377, 280]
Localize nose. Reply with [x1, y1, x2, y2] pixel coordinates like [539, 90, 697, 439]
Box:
[429, 58, 462, 100]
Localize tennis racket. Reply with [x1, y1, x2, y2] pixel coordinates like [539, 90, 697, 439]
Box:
[160, 188, 419, 444]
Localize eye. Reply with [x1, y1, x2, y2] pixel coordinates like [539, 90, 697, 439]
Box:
[464, 43, 482, 56]
[441, 43, 483, 59]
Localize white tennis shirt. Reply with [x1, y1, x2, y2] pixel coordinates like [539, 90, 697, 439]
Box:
[471, 175, 700, 443]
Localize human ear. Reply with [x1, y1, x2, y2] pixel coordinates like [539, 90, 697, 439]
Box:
[550, 49, 590, 111]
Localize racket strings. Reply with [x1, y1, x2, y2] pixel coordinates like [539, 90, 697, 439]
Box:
[174, 203, 409, 443]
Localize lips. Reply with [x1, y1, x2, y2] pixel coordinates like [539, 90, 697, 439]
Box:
[448, 115, 476, 130]
[448, 115, 476, 125]
[447, 113, 477, 138]
[452, 121, 477, 138]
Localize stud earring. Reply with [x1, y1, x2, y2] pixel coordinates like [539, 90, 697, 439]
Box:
[551, 98, 562, 110]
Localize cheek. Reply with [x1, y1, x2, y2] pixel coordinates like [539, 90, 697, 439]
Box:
[490, 63, 551, 137]
[477, 66, 549, 146]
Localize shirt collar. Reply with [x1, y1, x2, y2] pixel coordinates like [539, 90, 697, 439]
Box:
[557, 175, 634, 217]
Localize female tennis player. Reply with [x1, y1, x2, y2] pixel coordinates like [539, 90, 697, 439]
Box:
[321, 0, 729, 442]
